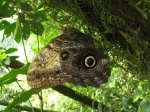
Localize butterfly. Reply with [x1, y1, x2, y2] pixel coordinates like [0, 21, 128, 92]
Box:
[27, 27, 110, 89]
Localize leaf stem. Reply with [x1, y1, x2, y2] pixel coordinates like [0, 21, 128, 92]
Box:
[18, 16, 28, 63]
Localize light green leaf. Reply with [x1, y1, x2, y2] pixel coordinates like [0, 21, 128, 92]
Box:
[138, 97, 150, 112]
[14, 19, 21, 43]
[0, 63, 30, 86]
[132, 91, 141, 102]
[36, 10, 49, 21]
[0, 52, 7, 61]
[4, 89, 40, 112]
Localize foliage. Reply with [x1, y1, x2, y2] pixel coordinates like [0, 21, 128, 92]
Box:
[4, 89, 39, 112]
[0, 0, 150, 112]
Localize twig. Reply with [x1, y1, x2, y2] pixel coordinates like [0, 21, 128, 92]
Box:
[0, 100, 56, 112]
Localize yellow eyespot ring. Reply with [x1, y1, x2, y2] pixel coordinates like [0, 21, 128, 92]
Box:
[85, 56, 96, 68]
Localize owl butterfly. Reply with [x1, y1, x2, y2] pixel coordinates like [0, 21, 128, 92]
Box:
[27, 27, 110, 89]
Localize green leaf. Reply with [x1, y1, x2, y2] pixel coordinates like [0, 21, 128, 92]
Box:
[22, 22, 30, 40]
[4, 89, 39, 112]
[3, 78, 17, 85]
[9, 56, 19, 60]
[3, 22, 16, 39]
[5, 48, 18, 54]
[37, 23, 44, 36]
[6, 109, 21, 112]
[0, 63, 30, 86]
[122, 97, 127, 109]
[0, 0, 2, 8]
[97, 103, 102, 112]
[138, 97, 150, 112]
[132, 91, 141, 102]
[31, 22, 44, 36]
[134, 5, 147, 19]
[0, 20, 10, 30]
[14, 19, 21, 43]
[0, 47, 3, 50]
[0, 52, 7, 61]
[20, 2, 33, 12]
[36, 10, 49, 22]
[0, 2, 14, 18]
[36, 4, 44, 11]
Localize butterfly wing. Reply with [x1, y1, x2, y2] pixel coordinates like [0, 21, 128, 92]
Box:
[27, 27, 110, 89]
[27, 36, 71, 89]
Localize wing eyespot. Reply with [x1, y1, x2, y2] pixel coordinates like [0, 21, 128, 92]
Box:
[61, 51, 69, 60]
[84, 55, 96, 68]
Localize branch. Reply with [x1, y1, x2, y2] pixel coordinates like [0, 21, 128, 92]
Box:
[0, 100, 56, 112]
[52, 85, 106, 110]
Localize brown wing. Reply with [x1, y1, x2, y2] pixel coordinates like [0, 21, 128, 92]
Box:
[27, 36, 70, 89]
[27, 27, 110, 89]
